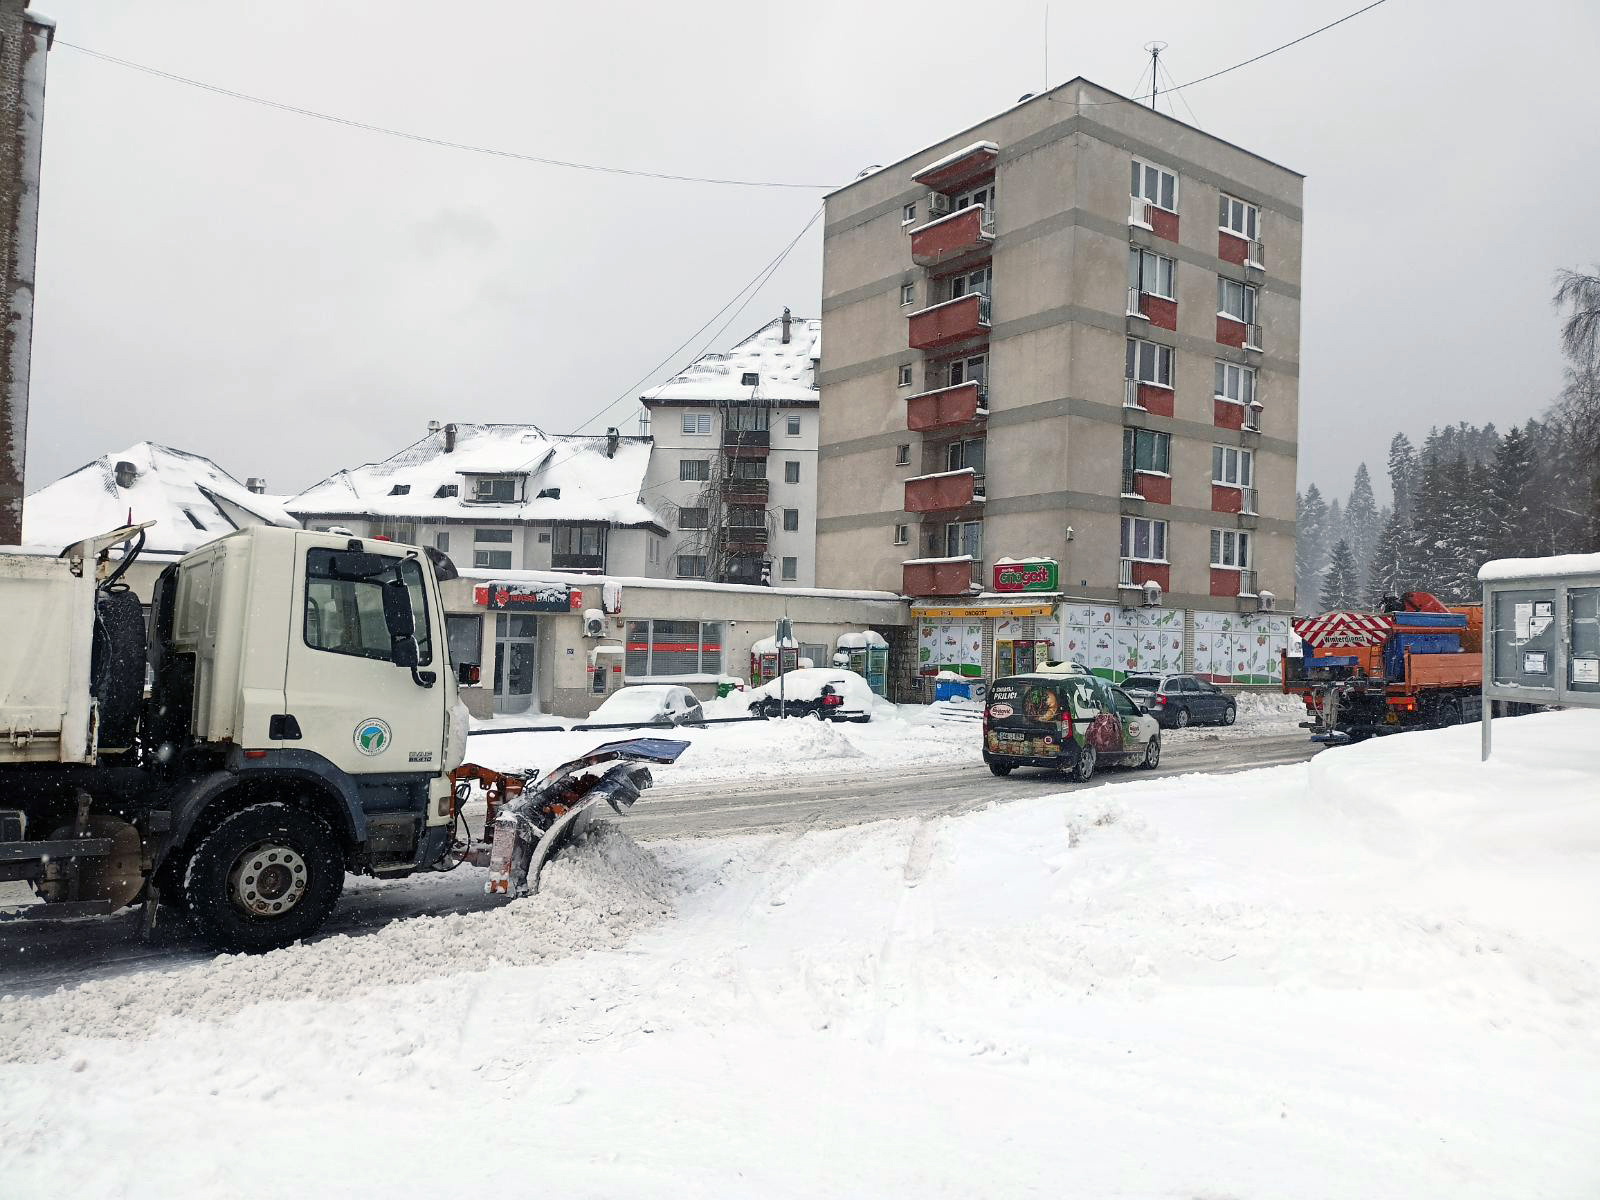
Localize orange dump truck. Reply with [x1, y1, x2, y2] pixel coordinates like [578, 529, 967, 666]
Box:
[1283, 591, 1485, 743]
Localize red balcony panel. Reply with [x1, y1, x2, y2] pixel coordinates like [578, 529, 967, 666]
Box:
[910, 207, 993, 268]
[1213, 398, 1245, 430]
[908, 293, 989, 351]
[1210, 567, 1241, 597]
[911, 141, 999, 193]
[902, 559, 977, 598]
[721, 442, 770, 459]
[1149, 208, 1179, 242]
[1218, 231, 1249, 266]
[1139, 294, 1177, 331]
[1217, 316, 1247, 349]
[906, 380, 984, 433]
[724, 478, 769, 503]
[1137, 384, 1174, 418]
[904, 470, 978, 513]
[1211, 484, 1243, 514]
[1133, 472, 1171, 505]
[1130, 562, 1169, 591]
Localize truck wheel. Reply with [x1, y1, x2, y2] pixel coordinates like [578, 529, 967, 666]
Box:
[1069, 745, 1096, 783]
[182, 804, 344, 953]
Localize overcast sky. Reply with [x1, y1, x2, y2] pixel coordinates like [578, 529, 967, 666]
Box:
[22, 0, 1600, 508]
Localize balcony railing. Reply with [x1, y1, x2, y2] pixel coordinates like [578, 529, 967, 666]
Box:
[722, 556, 769, 586]
[1246, 239, 1265, 268]
[1119, 558, 1135, 586]
[1122, 467, 1138, 497]
[1129, 196, 1152, 228]
[723, 477, 769, 502]
[904, 468, 983, 513]
[1243, 402, 1263, 432]
[902, 556, 980, 598]
[1244, 323, 1264, 351]
[907, 292, 992, 351]
[551, 553, 605, 573]
[1237, 568, 1258, 597]
[1124, 378, 1142, 409]
[722, 428, 770, 449]
[1126, 286, 1146, 318]
[905, 379, 987, 433]
[1240, 487, 1259, 516]
[909, 204, 996, 267]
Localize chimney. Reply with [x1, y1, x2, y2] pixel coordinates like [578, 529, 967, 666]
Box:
[443, 423, 457, 453]
[605, 426, 620, 459]
[245, 477, 267, 494]
[781, 306, 792, 344]
[114, 460, 138, 488]
[427, 420, 442, 435]
[638, 408, 651, 436]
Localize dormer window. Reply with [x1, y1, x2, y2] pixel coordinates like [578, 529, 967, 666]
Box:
[434, 483, 458, 498]
[388, 483, 411, 496]
[463, 474, 523, 504]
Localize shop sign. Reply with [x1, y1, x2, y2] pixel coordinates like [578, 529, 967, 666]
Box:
[474, 581, 584, 612]
[914, 604, 1055, 619]
[992, 559, 1059, 593]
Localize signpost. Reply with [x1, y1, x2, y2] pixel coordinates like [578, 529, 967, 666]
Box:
[776, 617, 793, 720]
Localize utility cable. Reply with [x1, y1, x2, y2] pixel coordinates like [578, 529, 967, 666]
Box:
[55, 39, 838, 191]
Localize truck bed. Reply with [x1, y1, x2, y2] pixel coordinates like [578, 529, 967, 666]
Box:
[1404, 651, 1482, 690]
[0, 549, 96, 764]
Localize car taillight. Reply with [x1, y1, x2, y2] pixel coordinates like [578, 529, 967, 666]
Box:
[1060, 711, 1074, 740]
[821, 694, 843, 707]
[1156, 695, 1167, 705]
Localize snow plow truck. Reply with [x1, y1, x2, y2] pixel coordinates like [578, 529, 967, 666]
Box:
[1284, 591, 1487, 743]
[0, 524, 681, 952]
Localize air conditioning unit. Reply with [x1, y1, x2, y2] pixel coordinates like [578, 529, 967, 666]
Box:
[1142, 580, 1163, 608]
[583, 608, 605, 638]
[927, 192, 951, 216]
[1257, 590, 1277, 613]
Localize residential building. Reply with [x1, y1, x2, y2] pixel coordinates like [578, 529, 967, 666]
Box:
[640, 309, 821, 586]
[0, 2, 51, 544]
[816, 78, 1302, 686]
[286, 422, 670, 578]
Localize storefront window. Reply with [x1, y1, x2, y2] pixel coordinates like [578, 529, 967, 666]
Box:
[625, 619, 724, 677]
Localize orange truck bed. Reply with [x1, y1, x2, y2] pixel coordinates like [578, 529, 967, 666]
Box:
[1404, 651, 1482, 689]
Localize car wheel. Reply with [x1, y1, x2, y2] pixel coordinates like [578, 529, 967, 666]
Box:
[1220, 704, 1236, 727]
[989, 762, 1013, 777]
[1069, 744, 1096, 783]
[755, 700, 777, 720]
[1140, 736, 1161, 769]
[1173, 707, 1191, 729]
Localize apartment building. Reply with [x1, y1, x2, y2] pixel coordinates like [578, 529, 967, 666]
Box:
[640, 310, 821, 587]
[816, 78, 1302, 685]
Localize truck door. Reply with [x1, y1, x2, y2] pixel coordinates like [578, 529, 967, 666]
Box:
[283, 546, 445, 777]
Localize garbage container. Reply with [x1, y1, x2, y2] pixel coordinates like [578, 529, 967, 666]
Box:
[933, 678, 973, 702]
[716, 680, 736, 699]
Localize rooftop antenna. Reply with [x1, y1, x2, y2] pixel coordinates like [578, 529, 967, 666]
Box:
[1144, 41, 1167, 110]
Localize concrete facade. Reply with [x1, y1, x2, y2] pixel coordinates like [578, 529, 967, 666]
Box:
[816, 79, 1303, 621]
[0, 2, 50, 544]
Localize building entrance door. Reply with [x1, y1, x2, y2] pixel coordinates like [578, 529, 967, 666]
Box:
[493, 613, 539, 714]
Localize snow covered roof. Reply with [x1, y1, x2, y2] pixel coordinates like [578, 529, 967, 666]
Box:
[1479, 553, 1600, 583]
[285, 423, 665, 530]
[641, 314, 821, 405]
[21, 442, 298, 555]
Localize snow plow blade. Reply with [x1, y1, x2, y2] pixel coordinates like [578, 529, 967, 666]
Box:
[484, 738, 689, 899]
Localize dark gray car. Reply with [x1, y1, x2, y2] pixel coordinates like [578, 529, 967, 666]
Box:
[1120, 674, 1236, 728]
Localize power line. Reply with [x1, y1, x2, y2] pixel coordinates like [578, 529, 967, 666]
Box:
[54, 39, 838, 191]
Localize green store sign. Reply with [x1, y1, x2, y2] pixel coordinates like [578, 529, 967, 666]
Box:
[992, 559, 1059, 593]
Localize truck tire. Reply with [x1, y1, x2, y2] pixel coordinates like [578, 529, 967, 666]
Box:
[182, 803, 345, 953]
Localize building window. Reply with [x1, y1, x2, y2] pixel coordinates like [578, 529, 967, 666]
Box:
[894, 524, 909, 545]
[782, 508, 799, 532]
[552, 524, 606, 569]
[942, 521, 983, 559]
[1131, 159, 1178, 212]
[678, 506, 709, 530]
[1126, 338, 1173, 388]
[681, 412, 713, 435]
[625, 618, 723, 677]
[1218, 278, 1258, 324]
[726, 405, 770, 432]
[781, 556, 798, 581]
[434, 531, 450, 553]
[900, 282, 915, 306]
[946, 353, 987, 388]
[1121, 516, 1168, 563]
[946, 264, 992, 300]
[473, 549, 512, 569]
[895, 444, 911, 466]
[475, 527, 513, 543]
[1212, 445, 1254, 488]
[784, 460, 801, 484]
[729, 504, 764, 528]
[374, 519, 417, 544]
[800, 642, 827, 667]
[676, 555, 707, 579]
[902, 202, 917, 224]
[1214, 361, 1257, 405]
[953, 182, 994, 211]
[1123, 428, 1171, 475]
[680, 458, 711, 482]
[946, 438, 985, 475]
[537, 530, 551, 543]
[1219, 194, 1260, 241]
[786, 416, 801, 436]
[898, 364, 913, 387]
[467, 476, 520, 504]
[730, 457, 767, 480]
[646, 536, 660, 565]
[1128, 246, 1176, 300]
[1211, 529, 1252, 568]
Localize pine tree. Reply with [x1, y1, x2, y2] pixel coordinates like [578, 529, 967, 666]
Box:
[1488, 424, 1532, 560]
[1295, 484, 1328, 613]
[1320, 539, 1360, 610]
[1344, 463, 1380, 587]
[1388, 433, 1417, 524]
[1325, 497, 1345, 551]
[1365, 507, 1409, 605]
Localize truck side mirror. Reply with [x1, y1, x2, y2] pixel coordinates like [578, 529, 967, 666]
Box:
[391, 635, 420, 669]
[381, 579, 415, 641]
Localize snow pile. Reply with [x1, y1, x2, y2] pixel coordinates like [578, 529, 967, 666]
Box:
[642, 314, 820, 404]
[0, 826, 673, 1064]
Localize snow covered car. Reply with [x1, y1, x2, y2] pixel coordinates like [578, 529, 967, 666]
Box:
[1120, 674, 1237, 728]
[583, 685, 705, 728]
[983, 671, 1160, 780]
[748, 668, 874, 722]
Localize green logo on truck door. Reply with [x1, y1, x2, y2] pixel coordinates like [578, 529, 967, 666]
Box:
[353, 718, 392, 756]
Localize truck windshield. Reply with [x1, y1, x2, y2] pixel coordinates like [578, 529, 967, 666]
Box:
[304, 548, 433, 666]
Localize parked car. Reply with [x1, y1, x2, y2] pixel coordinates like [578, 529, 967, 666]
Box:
[584, 684, 705, 728]
[1119, 674, 1236, 728]
[983, 671, 1160, 780]
[748, 667, 874, 722]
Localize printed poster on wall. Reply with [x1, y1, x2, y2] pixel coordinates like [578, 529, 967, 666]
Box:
[918, 621, 983, 677]
[1193, 612, 1292, 684]
[1056, 605, 1182, 683]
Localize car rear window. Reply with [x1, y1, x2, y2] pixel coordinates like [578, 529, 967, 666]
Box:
[1123, 676, 1160, 690]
